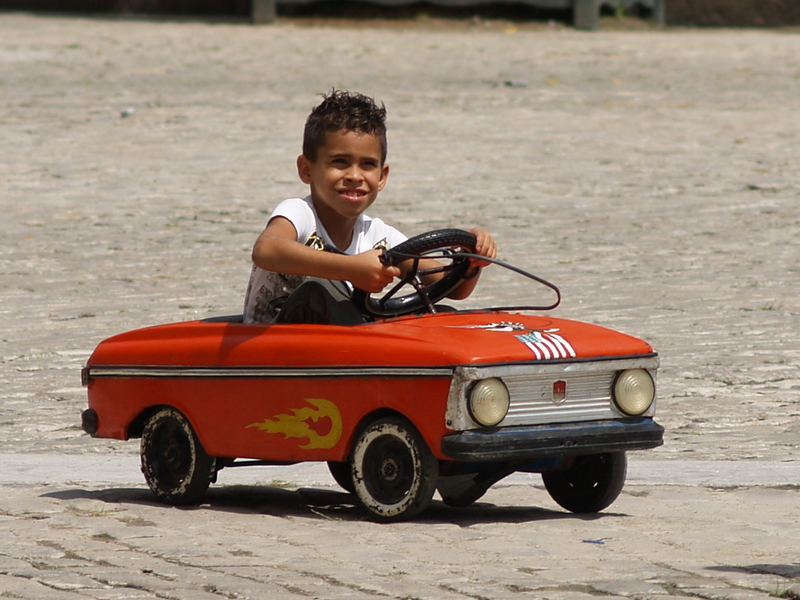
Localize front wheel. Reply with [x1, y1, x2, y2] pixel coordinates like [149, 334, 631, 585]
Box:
[140, 407, 215, 505]
[542, 452, 627, 513]
[351, 416, 438, 521]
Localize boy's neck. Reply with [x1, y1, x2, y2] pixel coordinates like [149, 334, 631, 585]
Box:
[312, 198, 357, 251]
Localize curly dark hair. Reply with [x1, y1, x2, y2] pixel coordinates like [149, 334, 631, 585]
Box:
[302, 89, 388, 164]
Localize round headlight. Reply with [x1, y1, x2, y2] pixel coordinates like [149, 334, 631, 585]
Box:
[469, 378, 510, 427]
[614, 369, 655, 416]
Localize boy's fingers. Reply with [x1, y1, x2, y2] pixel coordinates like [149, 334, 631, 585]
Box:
[469, 229, 497, 262]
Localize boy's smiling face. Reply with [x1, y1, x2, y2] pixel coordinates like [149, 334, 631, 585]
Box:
[298, 129, 389, 229]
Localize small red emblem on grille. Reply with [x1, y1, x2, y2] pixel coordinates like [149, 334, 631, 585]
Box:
[552, 380, 567, 404]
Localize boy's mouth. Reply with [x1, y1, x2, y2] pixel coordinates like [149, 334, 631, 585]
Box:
[338, 189, 367, 202]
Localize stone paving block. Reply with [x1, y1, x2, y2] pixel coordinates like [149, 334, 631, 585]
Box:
[0, 573, 92, 600]
[685, 589, 779, 600]
[33, 572, 108, 592]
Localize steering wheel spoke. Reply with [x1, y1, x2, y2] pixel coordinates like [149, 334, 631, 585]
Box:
[417, 263, 458, 277]
[376, 278, 411, 307]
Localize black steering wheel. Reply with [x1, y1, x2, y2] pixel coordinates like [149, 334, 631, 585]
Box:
[352, 229, 477, 318]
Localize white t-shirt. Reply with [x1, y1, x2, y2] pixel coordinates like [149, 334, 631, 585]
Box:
[243, 195, 407, 323]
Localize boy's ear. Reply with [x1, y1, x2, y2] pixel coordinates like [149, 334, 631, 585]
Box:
[297, 155, 313, 184]
[378, 162, 390, 191]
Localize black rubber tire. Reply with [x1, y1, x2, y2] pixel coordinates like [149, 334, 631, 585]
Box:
[351, 416, 438, 521]
[542, 452, 627, 513]
[353, 228, 477, 318]
[140, 407, 214, 505]
[327, 460, 355, 494]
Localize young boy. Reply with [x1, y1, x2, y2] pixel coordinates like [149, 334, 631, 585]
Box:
[243, 89, 496, 325]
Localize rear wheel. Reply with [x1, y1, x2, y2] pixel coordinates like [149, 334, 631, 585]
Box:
[542, 452, 627, 513]
[140, 407, 214, 505]
[351, 416, 438, 521]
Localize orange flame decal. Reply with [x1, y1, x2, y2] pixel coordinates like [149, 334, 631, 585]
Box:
[246, 398, 343, 450]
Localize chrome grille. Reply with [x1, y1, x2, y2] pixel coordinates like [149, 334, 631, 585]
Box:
[501, 371, 617, 426]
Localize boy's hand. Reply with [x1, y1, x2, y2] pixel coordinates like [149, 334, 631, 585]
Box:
[469, 227, 497, 269]
[442, 227, 496, 301]
[348, 249, 401, 293]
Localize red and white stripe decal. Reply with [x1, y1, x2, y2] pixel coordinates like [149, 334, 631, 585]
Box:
[516, 330, 576, 360]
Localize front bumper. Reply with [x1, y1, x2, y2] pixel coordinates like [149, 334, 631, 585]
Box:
[441, 418, 664, 462]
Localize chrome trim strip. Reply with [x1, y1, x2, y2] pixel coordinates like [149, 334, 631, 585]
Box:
[462, 353, 659, 370]
[85, 365, 455, 379]
[456, 355, 660, 380]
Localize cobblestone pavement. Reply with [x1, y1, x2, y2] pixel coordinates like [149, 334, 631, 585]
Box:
[1, 13, 799, 599]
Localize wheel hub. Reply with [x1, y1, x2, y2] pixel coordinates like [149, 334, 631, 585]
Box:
[381, 458, 399, 482]
[162, 437, 182, 468]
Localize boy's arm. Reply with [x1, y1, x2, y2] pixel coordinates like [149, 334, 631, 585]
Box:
[251, 217, 401, 293]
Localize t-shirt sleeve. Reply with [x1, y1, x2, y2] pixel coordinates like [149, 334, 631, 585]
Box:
[368, 219, 407, 250]
[268, 198, 316, 244]
[385, 225, 407, 248]
[351, 217, 407, 254]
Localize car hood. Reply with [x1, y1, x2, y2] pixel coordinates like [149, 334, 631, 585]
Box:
[86, 311, 656, 369]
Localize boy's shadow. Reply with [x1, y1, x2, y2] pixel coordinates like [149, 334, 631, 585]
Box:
[42, 484, 626, 526]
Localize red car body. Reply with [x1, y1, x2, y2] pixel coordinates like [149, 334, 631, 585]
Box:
[83, 309, 662, 520]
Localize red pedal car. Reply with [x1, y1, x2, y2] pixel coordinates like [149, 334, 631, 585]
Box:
[82, 229, 663, 521]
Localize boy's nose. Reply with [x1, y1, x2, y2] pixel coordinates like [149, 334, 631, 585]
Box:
[344, 165, 363, 182]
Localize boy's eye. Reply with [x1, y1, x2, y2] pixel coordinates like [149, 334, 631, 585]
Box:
[327, 156, 380, 170]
